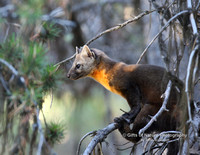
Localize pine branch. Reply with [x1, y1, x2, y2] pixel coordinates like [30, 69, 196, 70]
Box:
[0, 58, 18, 76]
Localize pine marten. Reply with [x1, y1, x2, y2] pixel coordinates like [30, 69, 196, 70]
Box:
[67, 45, 184, 154]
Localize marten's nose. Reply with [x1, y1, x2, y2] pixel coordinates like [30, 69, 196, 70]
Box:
[67, 73, 70, 78]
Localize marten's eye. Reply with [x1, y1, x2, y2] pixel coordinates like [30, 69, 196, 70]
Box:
[76, 64, 81, 69]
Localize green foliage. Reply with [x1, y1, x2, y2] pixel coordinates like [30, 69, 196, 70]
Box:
[0, 32, 63, 107]
[0, 34, 23, 65]
[40, 22, 62, 40]
[45, 121, 66, 145]
[21, 42, 47, 75]
[41, 65, 60, 93]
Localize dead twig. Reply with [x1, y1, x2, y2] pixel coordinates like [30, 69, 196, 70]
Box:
[143, 131, 184, 155]
[76, 131, 97, 155]
[35, 101, 45, 155]
[139, 81, 172, 136]
[53, 53, 76, 68]
[50, 89, 53, 108]
[33, 101, 57, 155]
[0, 58, 18, 76]
[0, 58, 26, 89]
[136, 10, 189, 64]
[83, 123, 118, 155]
[114, 141, 130, 146]
[187, 0, 198, 36]
[4, 23, 10, 43]
[195, 77, 200, 85]
[185, 44, 199, 124]
[142, 146, 162, 155]
[116, 145, 134, 151]
[29, 115, 38, 155]
[193, 53, 199, 85]
[185, 1, 200, 144]
[86, 10, 155, 46]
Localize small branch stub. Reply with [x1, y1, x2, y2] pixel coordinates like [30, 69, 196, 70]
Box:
[83, 123, 118, 155]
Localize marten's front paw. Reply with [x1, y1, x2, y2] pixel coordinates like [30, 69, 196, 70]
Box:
[114, 114, 131, 124]
[114, 110, 138, 125]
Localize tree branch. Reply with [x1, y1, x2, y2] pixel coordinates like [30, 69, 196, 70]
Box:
[53, 10, 155, 67]
[136, 10, 189, 64]
[139, 81, 172, 136]
[35, 102, 45, 155]
[0, 58, 18, 76]
[86, 10, 155, 46]
[185, 44, 200, 123]
[187, 0, 198, 36]
[53, 53, 76, 68]
[83, 123, 118, 155]
[0, 58, 26, 88]
[76, 131, 97, 155]
[33, 101, 57, 155]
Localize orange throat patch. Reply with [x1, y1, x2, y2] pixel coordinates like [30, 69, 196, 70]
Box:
[89, 69, 124, 97]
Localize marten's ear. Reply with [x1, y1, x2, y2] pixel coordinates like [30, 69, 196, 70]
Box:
[76, 46, 80, 54]
[81, 45, 93, 58]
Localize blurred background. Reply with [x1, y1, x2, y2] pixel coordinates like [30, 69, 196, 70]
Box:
[0, 0, 199, 155]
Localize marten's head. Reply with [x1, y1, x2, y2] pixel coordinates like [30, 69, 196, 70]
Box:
[67, 45, 99, 80]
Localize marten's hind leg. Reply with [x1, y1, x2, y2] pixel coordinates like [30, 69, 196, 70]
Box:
[115, 103, 179, 155]
[115, 104, 160, 143]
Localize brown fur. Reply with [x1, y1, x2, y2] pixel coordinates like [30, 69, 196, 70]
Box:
[67, 45, 184, 155]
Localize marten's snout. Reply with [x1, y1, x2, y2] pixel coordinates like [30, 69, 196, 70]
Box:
[67, 70, 76, 79]
[67, 70, 71, 78]
[67, 73, 70, 78]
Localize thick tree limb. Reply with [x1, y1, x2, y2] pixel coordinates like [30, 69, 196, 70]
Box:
[83, 123, 118, 155]
[76, 131, 97, 155]
[139, 81, 172, 136]
[136, 10, 189, 64]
